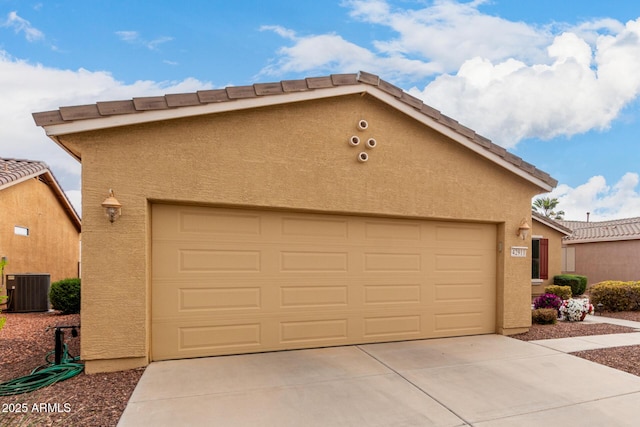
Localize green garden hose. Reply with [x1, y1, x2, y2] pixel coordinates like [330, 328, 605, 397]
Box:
[0, 344, 84, 396]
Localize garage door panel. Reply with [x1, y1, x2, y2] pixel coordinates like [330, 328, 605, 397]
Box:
[363, 284, 422, 305]
[152, 205, 496, 361]
[280, 285, 349, 308]
[280, 318, 349, 344]
[363, 314, 422, 338]
[363, 220, 422, 241]
[280, 250, 349, 272]
[153, 205, 264, 239]
[153, 320, 263, 358]
[281, 216, 349, 240]
[179, 286, 263, 312]
[435, 223, 495, 245]
[179, 210, 263, 236]
[434, 310, 493, 336]
[433, 281, 491, 303]
[363, 251, 422, 272]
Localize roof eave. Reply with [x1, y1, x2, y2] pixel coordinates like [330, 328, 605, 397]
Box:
[40, 170, 82, 232]
[532, 215, 572, 236]
[564, 235, 640, 244]
[0, 170, 43, 191]
[39, 85, 367, 137]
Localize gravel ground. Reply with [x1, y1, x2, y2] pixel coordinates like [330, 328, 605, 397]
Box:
[1, 310, 640, 426]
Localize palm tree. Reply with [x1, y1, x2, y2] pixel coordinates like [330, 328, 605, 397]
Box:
[533, 197, 565, 220]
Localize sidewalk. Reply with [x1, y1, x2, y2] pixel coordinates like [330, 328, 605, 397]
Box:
[530, 315, 640, 353]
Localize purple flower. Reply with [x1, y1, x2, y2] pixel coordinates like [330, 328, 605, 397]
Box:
[533, 293, 563, 310]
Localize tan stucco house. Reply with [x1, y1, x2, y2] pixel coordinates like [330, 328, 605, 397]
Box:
[530, 211, 572, 297]
[560, 217, 640, 285]
[33, 71, 557, 373]
[0, 158, 81, 284]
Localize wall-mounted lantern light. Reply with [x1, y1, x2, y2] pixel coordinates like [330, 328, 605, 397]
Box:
[101, 189, 122, 223]
[516, 219, 531, 240]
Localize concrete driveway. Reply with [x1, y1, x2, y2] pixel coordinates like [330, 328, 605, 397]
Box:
[118, 334, 640, 426]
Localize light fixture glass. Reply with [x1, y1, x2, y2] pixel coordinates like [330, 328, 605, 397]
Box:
[101, 190, 122, 223]
[517, 219, 531, 240]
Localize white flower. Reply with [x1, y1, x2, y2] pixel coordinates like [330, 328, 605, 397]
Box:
[559, 298, 594, 322]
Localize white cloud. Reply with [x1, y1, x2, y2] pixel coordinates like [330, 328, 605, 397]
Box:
[346, 0, 551, 72]
[414, 19, 640, 148]
[258, 28, 439, 81]
[115, 30, 139, 42]
[116, 30, 173, 50]
[260, 25, 297, 41]
[0, 51, 213, 214]
[544, 173, 640, 221]
[2, 11, 44, 42]
[261, 0, 552, 82]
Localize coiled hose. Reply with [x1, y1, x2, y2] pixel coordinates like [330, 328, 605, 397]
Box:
[0, 343, 84, 396]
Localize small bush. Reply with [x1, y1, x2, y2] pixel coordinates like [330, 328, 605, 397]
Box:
[532, 308, 558, 325]
[49, 278, 81, 314]
[544, 285, 572, 300]
[590, 281, 640, 312]
[554, 274, 587, 296]
[533, 293, 563, 311]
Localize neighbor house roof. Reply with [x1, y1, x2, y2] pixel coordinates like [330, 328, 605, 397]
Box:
[532, 211, 572, 236]
[32, 71, 557, 191]
[560, 217, 640, 244]
[0, 158, 81, 231]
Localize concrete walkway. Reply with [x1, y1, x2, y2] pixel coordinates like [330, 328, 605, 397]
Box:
[531, 314, 640, 353]
[118, 315, 640, 427]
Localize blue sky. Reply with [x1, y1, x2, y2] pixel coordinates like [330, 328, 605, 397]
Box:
[1, 0, 639, 220]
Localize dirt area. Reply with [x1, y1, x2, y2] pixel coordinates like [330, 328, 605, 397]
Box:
[0, 312, 143, 427]
[1, 310, 640, 426]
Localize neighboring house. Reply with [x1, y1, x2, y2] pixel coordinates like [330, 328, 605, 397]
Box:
[0, 158, 81, 284]
[560, 217, 640, 285]
[33, 71, 557, 373]
[531, 211, 572, 297]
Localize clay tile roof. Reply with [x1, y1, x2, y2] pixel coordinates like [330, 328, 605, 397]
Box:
[559, 217, 640, 243]
[32, 71, 557, 189]
[0, 158, 48, 186]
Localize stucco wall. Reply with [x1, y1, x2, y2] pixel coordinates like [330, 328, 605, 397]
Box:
[570, 240, 640, 286]
[531, 221, 565, 297]
[58, 94, 543, 372]
[0, 177, 80, 284]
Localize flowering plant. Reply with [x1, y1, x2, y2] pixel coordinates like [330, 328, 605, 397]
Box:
[559, 298, 594, 322]
[533, 293, 563, 311]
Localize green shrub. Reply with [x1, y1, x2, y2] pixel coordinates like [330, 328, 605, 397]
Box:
[532, 308, 557, 325]
[544, 285, 572, 300]
[554, 274, 587, 296]
[49, 278, 81, 314]
[590, 281, 640, 312]
[577, 275, 588, 293]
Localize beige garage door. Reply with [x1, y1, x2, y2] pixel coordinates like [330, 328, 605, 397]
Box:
[151, 204, 496, 361]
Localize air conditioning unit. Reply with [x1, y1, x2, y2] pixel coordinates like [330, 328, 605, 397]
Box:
[5, 274, 51, 312]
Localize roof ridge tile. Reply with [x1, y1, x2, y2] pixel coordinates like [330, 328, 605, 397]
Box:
[133, 96, 169, 111]
[196, 89, 229, 103]
[254, 82, 284, 96]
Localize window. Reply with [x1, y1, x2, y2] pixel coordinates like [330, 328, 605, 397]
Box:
[562, 246, 575, 272]
[14, 226, 29, 236]
[531, 238, 548, 280]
